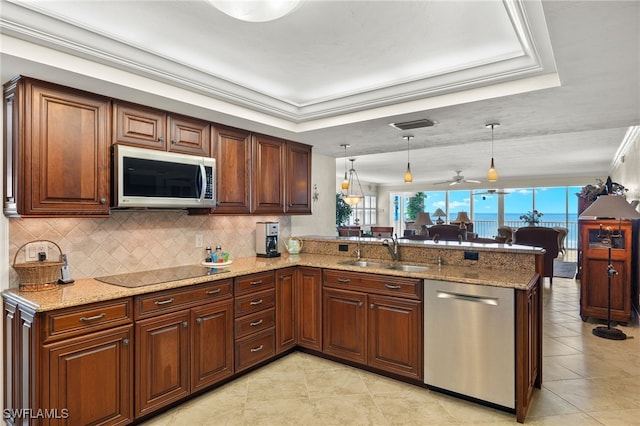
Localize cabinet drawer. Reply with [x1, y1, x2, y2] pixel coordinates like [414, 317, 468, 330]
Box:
[235, 329, 275, 372]
[234, 289, 275, 318]
[234, 271, 275, 296]
[44, 299, 133, 342]
[234, 308, 275, 338]
[136, 280, 232, 319]
[323, 270, 421, 299]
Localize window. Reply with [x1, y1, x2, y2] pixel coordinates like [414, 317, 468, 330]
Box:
[448, 190, 471, 222]
[349, 195, 377, 226]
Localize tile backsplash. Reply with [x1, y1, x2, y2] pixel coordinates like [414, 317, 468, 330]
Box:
[8, 211, 290, 287]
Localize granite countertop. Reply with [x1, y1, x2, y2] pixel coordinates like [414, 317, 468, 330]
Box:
[3, 253, 539, 312]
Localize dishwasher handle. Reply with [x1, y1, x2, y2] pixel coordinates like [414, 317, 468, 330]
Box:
[436, 290, 499, 306]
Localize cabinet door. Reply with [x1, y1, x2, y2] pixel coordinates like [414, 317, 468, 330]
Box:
[211, 126, 251, 214]
[296, 267, 322, 351]
[168, 114, 210, 156]
[581, 258, 629, 322]
[285, 142, 312, 214]
[113, 101, 166, 149]
[323, 288, 367, 364]
[251, 134, 286, 214]
[45, 326, 133, 426]
[368, 295, 422, 380]
[22, 79, 110, 215]
[136, 311, 190, 417]
[276, 267, 296, 353]
[191, 300, 234, 392]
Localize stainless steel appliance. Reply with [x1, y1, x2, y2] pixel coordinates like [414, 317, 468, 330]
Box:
[112, 145, 215, 209]
[424, 279, 515, 409]
[256, 221, 280, 257]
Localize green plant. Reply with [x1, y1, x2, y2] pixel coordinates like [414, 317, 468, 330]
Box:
[406, 192, 426, 221]
[578, 177, 627, 202]
[336, 193, 352, 226]
[520, 210, 543, 225]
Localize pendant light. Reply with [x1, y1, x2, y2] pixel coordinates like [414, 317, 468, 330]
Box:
[340, 144, 350, 190]
[486, 123, 500, 182]
[403, 135, 413, 183]
[342, 158, 364, 207]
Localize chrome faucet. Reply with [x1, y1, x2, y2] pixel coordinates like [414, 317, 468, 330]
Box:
[354, 232, 362, 260]
[382, 234, 399, 261]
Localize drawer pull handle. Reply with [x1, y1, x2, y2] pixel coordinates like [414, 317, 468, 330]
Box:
[79, 313, 106, 322]
[206, 288, 222, 295]
[384, 284, 401, 289]
[250, 280, 263, 286]
[249, 299, 263, 306]
[154, 298, 175, 306]
[250, 319, 263, 327]
[250, 344, 264, 353]
[337, 278, 351, 283]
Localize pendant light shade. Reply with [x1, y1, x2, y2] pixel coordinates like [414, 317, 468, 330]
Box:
[486, 123, 499, 182]
[209, 0, 301, 22]
[403, 135, 413, 183]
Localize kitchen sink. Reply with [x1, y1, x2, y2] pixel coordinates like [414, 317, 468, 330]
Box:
[340, 260, 392, 268]
[386, 264, 430, 272]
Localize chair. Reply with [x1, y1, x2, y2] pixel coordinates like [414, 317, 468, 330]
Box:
[338, 226, 361, 237]
[497, 225, 515, 243]
[514, 226, 560, 285]
[553, 226, 568, 255]
[370, 226, 393, 238]
[427, 224, 465, 242]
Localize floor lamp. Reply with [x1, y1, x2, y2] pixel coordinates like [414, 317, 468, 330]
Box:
[592, 225, 627, 340]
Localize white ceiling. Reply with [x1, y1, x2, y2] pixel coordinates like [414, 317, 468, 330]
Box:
[1, 0, 638, 188]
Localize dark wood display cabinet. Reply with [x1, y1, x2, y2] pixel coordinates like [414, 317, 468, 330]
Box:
[3, 76, 111, 217]
[579, 219, 637, 323]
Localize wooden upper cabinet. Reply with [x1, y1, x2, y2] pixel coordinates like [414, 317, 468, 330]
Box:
[113, 101, 167, 150]
[3, 76, 110, 217]
[286, 142, 312, 214]
[212, 125, 251, 214]
[113, 101, 209, 155]
[168, 114, 209, 156]
[252, 134, 286, 214]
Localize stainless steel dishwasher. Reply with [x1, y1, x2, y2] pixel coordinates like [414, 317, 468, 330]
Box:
[424, 279, 515, 409]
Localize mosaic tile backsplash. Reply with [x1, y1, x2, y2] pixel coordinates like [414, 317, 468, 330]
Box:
[8, 211, 290, 287]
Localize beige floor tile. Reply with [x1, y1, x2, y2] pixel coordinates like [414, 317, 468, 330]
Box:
[527, 387, 582, 417]
[524, 412, 608, 425]
[542, 357, 584, 381]
[309, 394, 389, 425]
[358, 369, 420, 395]
[245, 369, 309, 402]
[543, 377, 640, 412]
[588, 407, 640, 426]
[304, 367, 369, 399]
[543, 337, 583, 356]
[372, 389, 457, 425]
[242, 398, 317, 426]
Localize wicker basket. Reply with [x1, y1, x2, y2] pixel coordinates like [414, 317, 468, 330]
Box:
[12, 240, 64, 292]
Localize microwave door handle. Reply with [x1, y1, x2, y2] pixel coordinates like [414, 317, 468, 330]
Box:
[199, 164, 206, 202]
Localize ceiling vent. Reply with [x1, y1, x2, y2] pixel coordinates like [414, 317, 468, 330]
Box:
[389, 119, 435, 131]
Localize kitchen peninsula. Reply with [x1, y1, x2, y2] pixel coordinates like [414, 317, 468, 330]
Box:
[3, 238, 543, 424]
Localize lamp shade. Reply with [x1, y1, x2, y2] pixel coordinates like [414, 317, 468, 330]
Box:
[415, 212, 434, 226]
[453, 211, 471, 223]
[579, 195, 640, 220]
[433, 208, 446, 217]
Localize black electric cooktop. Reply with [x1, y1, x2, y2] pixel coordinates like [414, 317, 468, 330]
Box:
[95, 265, 230, 288]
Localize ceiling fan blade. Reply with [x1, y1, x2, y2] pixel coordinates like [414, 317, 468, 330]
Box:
[449, 181, 459, 186]
[465, 179, 481, 184]
[433, 180, 453, 185]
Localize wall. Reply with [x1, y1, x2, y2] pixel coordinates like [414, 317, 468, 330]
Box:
[611, 127, 640, 206]
[291, 153, 335, 237]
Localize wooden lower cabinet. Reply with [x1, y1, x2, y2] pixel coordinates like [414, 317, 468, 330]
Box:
[323, 288, 368, 364]
[516, 280, 542, 423]
[136, 299, 234, 417]
[44, 326, 133, 426]
[296, 267, 322, 351]
[275, 268, 296, 353]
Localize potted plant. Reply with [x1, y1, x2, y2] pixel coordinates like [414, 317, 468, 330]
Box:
[520, 210, 543, 226]
[336, 193, 352, 227]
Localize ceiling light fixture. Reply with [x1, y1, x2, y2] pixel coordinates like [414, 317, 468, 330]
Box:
[486, 123, 500, 182]
[339, 144, 350, 190]
[341, 158, 365, 207]
[209, 0, 301, 23]
[403, 135, 413, 183]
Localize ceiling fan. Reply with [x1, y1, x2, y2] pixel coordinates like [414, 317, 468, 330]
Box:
[434, 171, 481, 186]
[474, 189, 510, 196]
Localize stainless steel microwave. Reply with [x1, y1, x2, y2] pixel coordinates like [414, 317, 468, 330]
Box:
[112, 145, 215, 209]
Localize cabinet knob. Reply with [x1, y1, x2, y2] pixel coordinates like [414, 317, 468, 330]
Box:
[172, 140, 177, 144]
[99, 198, 107, 204]
[123, 339, 129, 346]
[182, 321, 188, 328]
[158, 136, 164, 142]
[370, 304, 375, 309]
[358, 301, 363, 307]
[196, 318, 202, 324]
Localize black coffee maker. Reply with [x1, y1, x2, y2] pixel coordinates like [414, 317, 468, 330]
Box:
[256, 222, 280, 257]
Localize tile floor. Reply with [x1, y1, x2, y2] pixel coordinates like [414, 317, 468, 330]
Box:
[141, 275, 639, 425]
